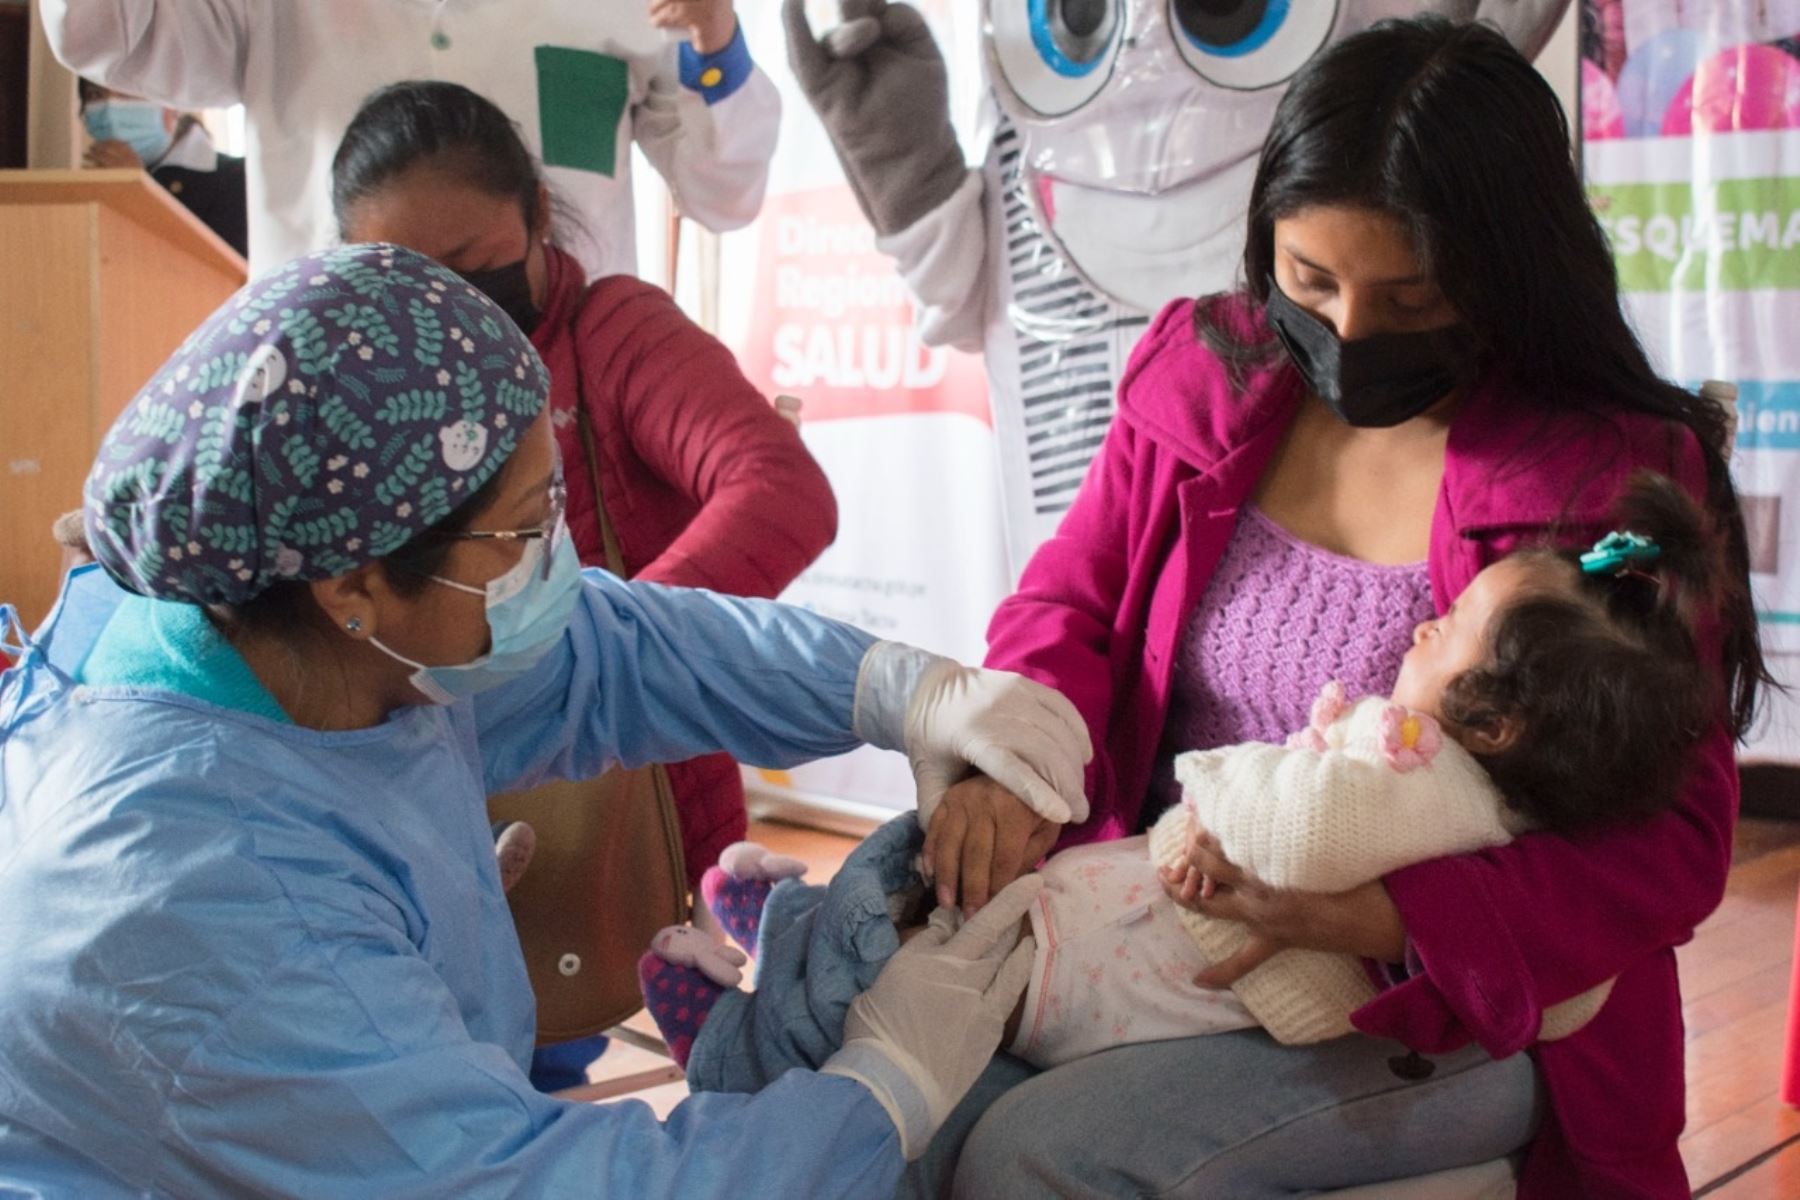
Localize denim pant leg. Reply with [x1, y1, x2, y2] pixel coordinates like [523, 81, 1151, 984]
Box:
[948, 1031, 1541, 1199]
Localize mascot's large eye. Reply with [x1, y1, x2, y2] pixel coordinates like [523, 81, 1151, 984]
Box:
[990, 0, 1125, 116]
[1169, 0, 1337, 91]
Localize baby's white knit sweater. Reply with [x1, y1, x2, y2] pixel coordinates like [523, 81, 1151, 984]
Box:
[1150, 684, 1612, 1045]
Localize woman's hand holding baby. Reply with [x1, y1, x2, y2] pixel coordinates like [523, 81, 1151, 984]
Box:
[1159, 827, 1408, 986]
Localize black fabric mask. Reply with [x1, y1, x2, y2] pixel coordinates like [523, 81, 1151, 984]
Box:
[1264, 279, 1479, 428]
[460, 258, 542, 336]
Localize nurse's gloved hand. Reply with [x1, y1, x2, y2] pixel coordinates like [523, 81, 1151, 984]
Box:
[820, 874, 1042, 1160]
[852, 641, 1091, 831]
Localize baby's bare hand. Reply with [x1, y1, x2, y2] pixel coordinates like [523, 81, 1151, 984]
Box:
[1157, 862, 1206, 911]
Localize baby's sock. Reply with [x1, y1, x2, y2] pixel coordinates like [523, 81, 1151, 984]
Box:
[682, 815, 925, 1095]
[701, 842, 808, 954]
[637, 954, 725, 1068]
[700, 871, 774, 954]
[636, 926, 746, 1068]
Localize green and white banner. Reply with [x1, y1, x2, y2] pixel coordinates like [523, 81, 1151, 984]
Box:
[1583, 0, 1800, 754]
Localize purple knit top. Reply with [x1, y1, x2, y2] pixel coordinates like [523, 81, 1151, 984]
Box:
[1151, 505, 1436, 810]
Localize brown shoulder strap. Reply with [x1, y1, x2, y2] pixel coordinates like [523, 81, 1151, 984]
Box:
[573, 404, 628, 578]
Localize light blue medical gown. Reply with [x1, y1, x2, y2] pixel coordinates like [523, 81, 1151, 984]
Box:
[0, 567, 902, 1198]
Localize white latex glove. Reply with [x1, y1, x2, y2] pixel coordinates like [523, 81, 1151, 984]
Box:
[852, 641, 1092, 830]
[648, 926, 747, 988]
[821, 874, 1042, 1159]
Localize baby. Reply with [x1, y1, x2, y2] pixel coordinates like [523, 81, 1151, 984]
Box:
[644, 473, 1725, 1083]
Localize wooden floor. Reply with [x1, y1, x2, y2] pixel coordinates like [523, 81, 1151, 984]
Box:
[576, 815, 1800, 1197]
[1684, 817, 1800, 1197]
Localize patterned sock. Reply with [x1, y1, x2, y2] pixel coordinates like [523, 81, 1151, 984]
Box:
[701, 867, 778, 955]
[637, 952, 726, 1068]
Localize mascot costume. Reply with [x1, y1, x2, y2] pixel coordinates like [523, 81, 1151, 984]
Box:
[785, 0, 1572, 575]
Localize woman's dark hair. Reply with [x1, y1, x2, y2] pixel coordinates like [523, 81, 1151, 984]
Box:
[212, 468, 507, 641]
[1203, 14, 1773, 737]
[1442, 474, 1726, 832]
[331, 81, 545, 241]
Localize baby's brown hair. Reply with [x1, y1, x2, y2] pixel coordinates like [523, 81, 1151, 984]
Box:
[1440, 473, 1726, 832]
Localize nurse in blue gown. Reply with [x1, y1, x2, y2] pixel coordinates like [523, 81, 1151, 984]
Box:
[0, 245, 1082, 1198]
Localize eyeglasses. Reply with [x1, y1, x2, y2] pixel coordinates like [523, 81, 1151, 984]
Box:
[436, 475, 567, 580]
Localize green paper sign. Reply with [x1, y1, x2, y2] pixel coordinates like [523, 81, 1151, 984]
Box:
[535, 45, 629, 178]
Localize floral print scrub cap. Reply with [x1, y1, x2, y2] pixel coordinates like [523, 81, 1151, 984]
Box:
[84, 243, 548, 606]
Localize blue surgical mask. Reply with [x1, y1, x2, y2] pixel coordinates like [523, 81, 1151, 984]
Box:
[83, 100, 173, 167]
[370, 521, 582, 703]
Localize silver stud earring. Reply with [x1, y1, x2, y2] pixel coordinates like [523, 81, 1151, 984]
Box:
[345, 617, 364, 634]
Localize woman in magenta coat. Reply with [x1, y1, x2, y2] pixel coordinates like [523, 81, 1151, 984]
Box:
[913, 17, 1771, 1200]
[332, 81, 837, 891]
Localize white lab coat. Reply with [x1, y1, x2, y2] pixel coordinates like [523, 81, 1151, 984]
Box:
[42, 0, 781, 278]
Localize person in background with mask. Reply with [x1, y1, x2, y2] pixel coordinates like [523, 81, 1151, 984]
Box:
[0, 243, 1087, 1197]
[44, 0, 777, 278]
[909, 16, 1768, 1199]
[330, 79, 840, 1091]
[333, 79, 836, 903]
[77, 78, 247, 256]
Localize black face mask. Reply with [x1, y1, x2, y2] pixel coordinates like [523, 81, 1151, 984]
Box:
[1264, 278, 1479, 428]
[460, 258, 542, 336]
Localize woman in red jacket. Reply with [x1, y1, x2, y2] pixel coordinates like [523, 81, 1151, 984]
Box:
[330, 81, 836, 902]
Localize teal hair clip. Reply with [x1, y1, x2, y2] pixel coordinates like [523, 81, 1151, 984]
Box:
[1580, 530, 1661, 576]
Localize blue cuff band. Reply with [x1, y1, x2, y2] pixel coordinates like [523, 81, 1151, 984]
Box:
[678, 22, 753, 105]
